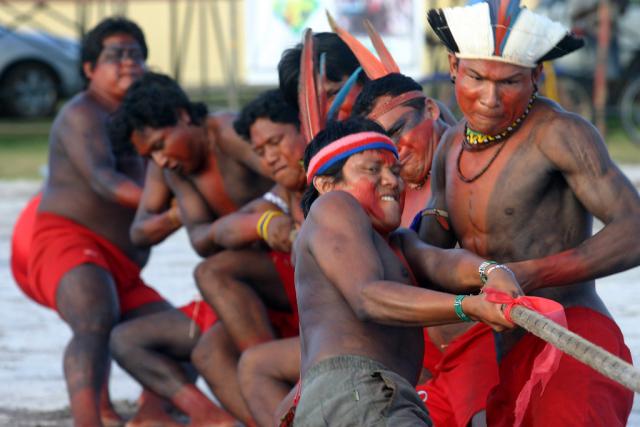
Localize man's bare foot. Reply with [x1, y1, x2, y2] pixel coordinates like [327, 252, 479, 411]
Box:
[101, 403, 126, 427]
[186, 417, 239, 427]
[126, 391, 183, 427]
[125, 412, 183, 427]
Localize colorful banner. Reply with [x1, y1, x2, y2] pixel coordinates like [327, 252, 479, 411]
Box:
[244, 0, 424, 84]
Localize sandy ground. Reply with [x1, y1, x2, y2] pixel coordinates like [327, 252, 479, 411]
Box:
[1, 166, 639, 426]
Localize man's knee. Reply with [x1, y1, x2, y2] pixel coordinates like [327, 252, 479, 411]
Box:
[191, 333, 213, 373]
[194, 252, 239, 295]
[109, 323, 136, 363]
[238, 346, 263, 389]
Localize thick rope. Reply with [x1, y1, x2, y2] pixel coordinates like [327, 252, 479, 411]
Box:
[510, 305, 640, 393]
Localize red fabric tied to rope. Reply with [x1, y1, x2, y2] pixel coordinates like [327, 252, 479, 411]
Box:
[483, 289, 567, 427]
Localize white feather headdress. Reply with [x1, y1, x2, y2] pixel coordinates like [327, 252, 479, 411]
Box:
[427, 0, 584, 68]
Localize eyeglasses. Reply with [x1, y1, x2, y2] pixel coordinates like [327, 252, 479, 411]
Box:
[99, 45, 145, 64]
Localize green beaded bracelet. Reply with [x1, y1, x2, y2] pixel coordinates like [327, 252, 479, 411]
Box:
[454, 295, 473, 322]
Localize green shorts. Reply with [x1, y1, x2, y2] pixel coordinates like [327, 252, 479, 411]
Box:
[294, 355, 432, 426]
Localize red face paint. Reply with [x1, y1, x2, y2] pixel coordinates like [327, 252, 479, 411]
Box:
[397, 117, 435, 185]
[454, 59, 536, 135]
[132, 123, 206, 174]
[338, 150, 405, 235]
[162, 126, 206, 174]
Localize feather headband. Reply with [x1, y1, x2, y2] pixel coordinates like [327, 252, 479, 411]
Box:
[327, 10, 400, 80]
[368, 90, 425, 120]
[427, 0, 584, 68]
[306, 131, 398, 184]
[327, 11, 426, 118]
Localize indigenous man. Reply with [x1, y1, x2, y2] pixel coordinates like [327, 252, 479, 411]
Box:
[327, 15, 456, 225]
[192, 89, 306, 426]
[351, 73, 454, 226]
[293, 117, 522, 426]
[22, 17, 173, 426]
[107, 72, 274, 426]
[419, 1, 640, 425]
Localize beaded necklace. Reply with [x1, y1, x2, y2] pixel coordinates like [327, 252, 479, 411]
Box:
[457, 93, 537, 183]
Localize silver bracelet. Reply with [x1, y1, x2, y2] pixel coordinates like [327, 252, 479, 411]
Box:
[262, 191, 290, 214]
[478, 260, 498, 284]
[485, 264, 514, 277]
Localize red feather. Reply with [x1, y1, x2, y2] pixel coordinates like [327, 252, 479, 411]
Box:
[494, 0, 511, 55]
[326, 10, 388, 79]
[363, 19, 399, 74]
[298, 29, 322, 144]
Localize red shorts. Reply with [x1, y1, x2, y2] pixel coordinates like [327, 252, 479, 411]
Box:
[417, 323, 498, 427]
[268, 250, 299, 338]
[10, 193, 41, 289]
[26, 212, 164, 314]
[178, 300, 298, 338]
[486, 307, 633, 427]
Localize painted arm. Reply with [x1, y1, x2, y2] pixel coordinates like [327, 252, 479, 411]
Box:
[209, 186, 295, 251]
[308, 192, 516, 330]
[130, 162, 181, 247]
[400, 228, 522, 297]
[170, 177, 290, 256]
[418, 127, 458, 248]
[510, 114, 640, 292]
[60, 103, 142, 208]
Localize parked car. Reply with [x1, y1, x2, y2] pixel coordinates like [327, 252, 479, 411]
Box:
[0, 25, 83, 118]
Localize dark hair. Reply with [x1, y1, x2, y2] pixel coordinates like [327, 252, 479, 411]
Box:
[108, 72, 207, 152]
[278, 32, 367, 110]
[233, 89, 300, 141]
[81, 17, 148, 81]
[301, 117, 387, 217]
[350, 73, 424, 117]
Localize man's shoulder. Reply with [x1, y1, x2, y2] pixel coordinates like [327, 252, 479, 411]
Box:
[313, 191, 362, 212]
[532, 98, 596, 135]
[308, 191, 367, 226]
[55, 91, 107, 128]
[439, 122, 464, 149]
[208, 112, 237, 134]
[530, 99, 601, 148]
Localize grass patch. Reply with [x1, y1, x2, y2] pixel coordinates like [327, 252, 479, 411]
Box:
[0, 133, 49, 180]
[604, 120, 640, 164]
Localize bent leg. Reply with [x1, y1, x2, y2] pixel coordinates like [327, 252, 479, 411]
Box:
[111, 308, 199, 396]
[238, 337, 300, 427]
[111, 308, 235, 426]
[194, 249, 289, 351]
[192, 323, 255, 426]
[56, 264, 121, 427]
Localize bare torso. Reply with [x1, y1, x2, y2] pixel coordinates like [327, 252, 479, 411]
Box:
[39, 92, 148, 265]
[295, 220, 423, 384]
[445, 100, 605, 310]
[430, 98, 617, 351]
